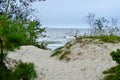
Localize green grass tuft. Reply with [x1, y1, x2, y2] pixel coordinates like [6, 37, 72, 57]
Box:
[59, 50, 71, 60]
[76, 35, 120, 43]
[51, 46, 64, 57]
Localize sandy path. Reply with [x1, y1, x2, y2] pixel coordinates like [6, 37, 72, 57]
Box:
[8, 45, 117, 80]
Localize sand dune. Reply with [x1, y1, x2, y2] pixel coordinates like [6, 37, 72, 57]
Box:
[8, 43, 118, 80]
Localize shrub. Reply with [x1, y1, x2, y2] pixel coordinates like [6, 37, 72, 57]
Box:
[103, 65, 117, 74]
[110, 49, 120, 64]
[0, 61, 37, 80]
[0, 65, 13, 80]
[115, 65, 120, 80]
[103, 49, 120, 80]
[103, 74, 115, 80]
[12, 62, 37, 80]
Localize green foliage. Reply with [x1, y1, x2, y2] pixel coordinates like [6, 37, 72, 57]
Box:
[12, 62, 37, 80]
[103, 49, 120, 80]
[51, 46, 64, 57]
[65, 42, 73, 49]
[110, 49, 120, 64]
[103, 74, 115, 80]
[22, 20, 47, 49]
[0, 65, 13, 80]
[51, 46, 71, 61]
[0, 1, 47, 49]
[100, 36, 120, 43]
[0, 62, 37, 80]
[59, 50, 71, 60]
[0, 19, 28, 50]
[0, 52, 7, 63]
[116, 66, 120, 80]
[0, 0, 46, 79]
[0, 16, 46, 50]
[94, 35, 120, 43]
[77, 35, 120, 43]
[103, 66, 117, 74]
[0, 17, 40, 79]
[6, 33, 26, 50]
[102, 65, 120, 80]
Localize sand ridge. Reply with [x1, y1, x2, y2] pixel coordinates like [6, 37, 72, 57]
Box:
[8, 44, 118, 80]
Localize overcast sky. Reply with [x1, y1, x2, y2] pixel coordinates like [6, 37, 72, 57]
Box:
[32, 0, 120, 28]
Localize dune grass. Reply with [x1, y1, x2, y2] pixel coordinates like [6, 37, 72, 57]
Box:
[59, 50, 71, 60]
[76, 35, 120, 43]
[51, 35, 120, 61]
[102, 65, 120, 80]
[51, 46, 64, 57]
[51, 42, 73, 61]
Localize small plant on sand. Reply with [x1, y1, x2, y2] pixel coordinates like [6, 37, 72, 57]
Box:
[51, 46, 71, 61]
[65, 42, 73, 49]
[51, 46, 64, 57]
[59, 50, 71, 60]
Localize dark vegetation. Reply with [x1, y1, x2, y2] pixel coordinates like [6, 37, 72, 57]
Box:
[103, 49, 120, 80]
[0, 0, 46, 80]
[0, 62, 37, 80]
[76, 35, 120, 43]
[51, 42, 72, 61]
[12, 62, 37, 80]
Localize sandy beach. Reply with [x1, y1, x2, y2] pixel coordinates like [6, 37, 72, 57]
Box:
[8, 42, 119, 80]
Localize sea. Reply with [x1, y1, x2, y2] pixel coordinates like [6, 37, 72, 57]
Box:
[37, 28, 90, 50]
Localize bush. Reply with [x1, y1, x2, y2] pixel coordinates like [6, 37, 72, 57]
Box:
[0, 61, 37, 80]
[0, 65, 13, 80]
[103, 49, 120, 80]
[102, 65, 117, 80]
[6, 33, 28, 50]
[12, 62, 37, 80]
[110, 49, 120, 64]
[115, 66, 120, 80]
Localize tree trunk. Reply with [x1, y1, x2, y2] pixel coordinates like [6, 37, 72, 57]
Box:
[0, 39, 4, 66]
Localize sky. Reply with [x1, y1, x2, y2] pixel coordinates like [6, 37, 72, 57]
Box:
[32, 0, 120, 28]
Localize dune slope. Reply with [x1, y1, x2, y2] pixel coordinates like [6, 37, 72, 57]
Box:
[8, 44, 118, 80]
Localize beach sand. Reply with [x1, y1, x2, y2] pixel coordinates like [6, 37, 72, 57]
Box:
[8, 43, 119, 80]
